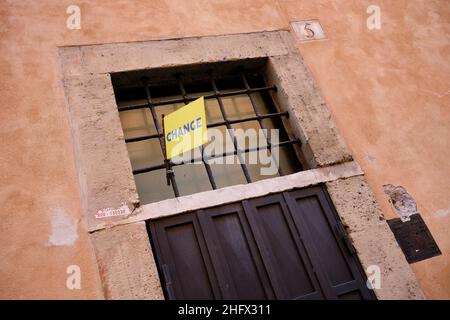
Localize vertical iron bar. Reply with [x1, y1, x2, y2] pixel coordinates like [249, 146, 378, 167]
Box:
[210, 75, 252, 183]
[141, 78, 180, 197]
[241, 72, 284, 176]
[176, 75, 217, 190]
[262, 72, 304, 172]
[162, 114, 174, 187]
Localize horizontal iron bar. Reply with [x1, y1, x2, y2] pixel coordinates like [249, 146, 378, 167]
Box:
[118, 85, 277, 112]
[132, 138, 301, 175]
[125, 132, 160, 143]
[208, 111, 289, 128]
[124, 111, 289, 143]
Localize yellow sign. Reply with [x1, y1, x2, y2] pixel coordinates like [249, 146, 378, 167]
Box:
[163, 97, 208, 159]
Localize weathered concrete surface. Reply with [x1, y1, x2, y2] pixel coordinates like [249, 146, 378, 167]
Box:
[0, 0, 448, 299]
[62, 73, 139, 229]
[326, 176, 424, 300]
[90, 222, 164, 300]
[60, 32, 291, 77]
[266, 55, 352, 167]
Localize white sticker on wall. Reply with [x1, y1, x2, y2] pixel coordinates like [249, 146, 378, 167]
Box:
[291, 20, 327, 42]
[96, 203, 131, 219]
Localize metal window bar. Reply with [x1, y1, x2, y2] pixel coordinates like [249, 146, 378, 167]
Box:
[119, 71, 303, 196]
[125, 111, 289, 143]
[117, 86, 277, 112]
[240, 71, 284, 176]
[142, 77, 180, 197]
[210, 75, 252, 183]
[132, 138, 301, 175]
[176, 75, 217, 190]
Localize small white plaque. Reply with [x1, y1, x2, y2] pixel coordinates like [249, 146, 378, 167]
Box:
[291, 20, 327, 42]
[96, 203, 131, 219]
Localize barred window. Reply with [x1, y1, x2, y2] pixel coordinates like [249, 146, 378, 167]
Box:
[112, 60, 304, 204]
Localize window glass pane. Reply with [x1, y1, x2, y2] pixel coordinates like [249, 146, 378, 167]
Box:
[117, 98, 147, 110]
[246, 149, 280, 182]
[221, 92, 269, 119]
[207, 155, 247, 188]
[154, 101, 184, 126]
[134, 169, 174, 204]
[205, 98, 224, 124]
[261, 117, 290, 142]
[222, 94, 255, 120]
[126, 139, 163, 169]
[272, 145, 303, 175]
[119, 107, 156, 138]
[231, 120, 265, 151]
[174, 163, 212, 196]
[249, 92, 270, 114]
[205, 125, 234, 159]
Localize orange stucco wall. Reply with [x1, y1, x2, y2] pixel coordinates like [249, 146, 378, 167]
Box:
[0, 0, 448, 299]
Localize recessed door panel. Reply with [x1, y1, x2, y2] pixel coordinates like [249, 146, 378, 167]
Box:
[148, 186, 376, 300]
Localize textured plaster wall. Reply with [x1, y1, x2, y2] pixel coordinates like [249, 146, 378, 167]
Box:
[0, 0, 448, 299]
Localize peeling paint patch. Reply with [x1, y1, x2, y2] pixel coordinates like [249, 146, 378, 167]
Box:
[421, 88, 450, 98]
[367, 153, 376, 163]
[47, 208, 78, 246]
[434, 208, 450, 218]
[383, 184, 418, 222]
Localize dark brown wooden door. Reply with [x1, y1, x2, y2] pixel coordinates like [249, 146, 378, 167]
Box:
[147, 186, 376, 300]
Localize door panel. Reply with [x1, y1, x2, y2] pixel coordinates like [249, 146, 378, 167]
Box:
[150, 213, 221, 299]
[293, 195, 354, 285]
[198, 204, 274, 299]
[243, 196, 325, 300]
[211, 214, 267, 299]
[284, 187, 374, 300]
[148, 185, 376, 300]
